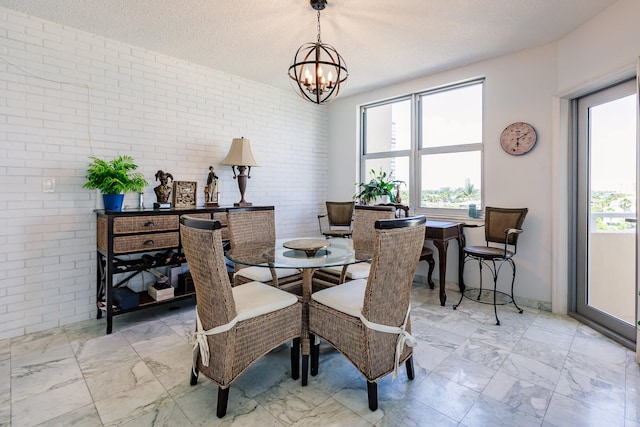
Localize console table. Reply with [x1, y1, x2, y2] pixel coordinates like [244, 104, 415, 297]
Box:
[95, 207, 228, 334]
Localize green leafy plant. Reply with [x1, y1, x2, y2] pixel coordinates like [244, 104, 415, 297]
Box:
[83, 155, 148, 194]
[354, 168, 404, 205]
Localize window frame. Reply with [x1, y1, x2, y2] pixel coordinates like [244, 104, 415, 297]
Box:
[360, 79, 484, 219]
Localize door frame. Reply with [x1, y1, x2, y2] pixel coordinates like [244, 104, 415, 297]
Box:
[568, 76, 638, 348]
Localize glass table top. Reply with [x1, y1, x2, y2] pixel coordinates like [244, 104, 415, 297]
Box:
[226, 237, 369, 269]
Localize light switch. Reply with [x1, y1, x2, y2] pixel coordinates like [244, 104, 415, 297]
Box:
[42, 177, 56, 193]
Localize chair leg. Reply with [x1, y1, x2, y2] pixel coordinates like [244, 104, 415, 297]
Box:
[453, 257, 469, 310]
[509, 259, 524, 314]
[367, 381, 378, 411]
[405, 356, 415, 380]
[190, 367, 199, 386]
[291, 338, 300, 380]
[477, 259, 484, 300]
[310, 334, 320, 376]
[216, 387, 229, 418]
[426, 255, 435, 289]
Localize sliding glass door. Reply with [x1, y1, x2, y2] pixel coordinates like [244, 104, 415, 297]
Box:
[574, 78, 637, 343]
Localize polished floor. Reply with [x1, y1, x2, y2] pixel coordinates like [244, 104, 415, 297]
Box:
[1, 283, 639, 427]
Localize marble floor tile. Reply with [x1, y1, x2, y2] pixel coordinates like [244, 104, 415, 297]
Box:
[522, 324, 575, 351]
[544, 393, 626, 427]
[11, 380, 93, 427]
[432, 353, 496, 392]
[499, 352, 562, 391]
[4, 281, 639, 426]
[460, 394, 542, 427]
[84, 355, 157, 402]
[454, 336, 511, 370]
[411, 373, 480, 422]
[376, 397, 458, 427]
[570, 329, 628, 365]
[11, 355, 84, 403]
[117, 400, 193, 427]
[289, 397, 373, 427]
[555, 353, 626, 418]
[93, 379, 170, 425]
[32, 403, 102, 427]
[482, 371, 553, 417]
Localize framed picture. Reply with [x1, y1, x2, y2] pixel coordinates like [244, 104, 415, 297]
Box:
[173, 181, 197, 208]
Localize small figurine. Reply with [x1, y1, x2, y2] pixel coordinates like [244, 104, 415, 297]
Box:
[154, 170, 173, 205]
[205, 166, 219, 206]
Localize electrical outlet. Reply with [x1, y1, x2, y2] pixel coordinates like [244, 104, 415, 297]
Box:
[42, 177, 56, 193]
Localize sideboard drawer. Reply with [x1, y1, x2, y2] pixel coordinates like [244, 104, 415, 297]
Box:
[113, 215, 179, 234]
[113, 232, 179, 254]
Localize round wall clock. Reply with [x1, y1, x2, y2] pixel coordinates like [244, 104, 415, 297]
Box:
[500, 122, 537, 155]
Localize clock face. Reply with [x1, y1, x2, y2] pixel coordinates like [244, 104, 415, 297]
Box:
[500, 122, 537, 155]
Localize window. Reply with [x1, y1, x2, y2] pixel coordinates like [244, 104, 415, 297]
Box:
[360, 80, 483, 217]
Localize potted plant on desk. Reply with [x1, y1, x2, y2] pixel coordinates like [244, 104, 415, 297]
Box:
[83, 155, 148, 211]
[354, 168, 404, 205]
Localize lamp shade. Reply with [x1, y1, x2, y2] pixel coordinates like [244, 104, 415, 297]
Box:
[221, 137, 259, 167]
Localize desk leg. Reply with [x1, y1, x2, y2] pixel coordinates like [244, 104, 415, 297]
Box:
[457, 225, 466, 293]
[433, 240, 449, 306]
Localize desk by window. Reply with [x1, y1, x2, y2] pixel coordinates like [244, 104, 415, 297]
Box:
[424, 220, 465, 306]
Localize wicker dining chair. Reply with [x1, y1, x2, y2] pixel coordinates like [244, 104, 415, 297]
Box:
[309, 215, 427, 411]
[377, 204, 435, 288]
[180, 216, 302, 418]
[226, 206, 302, 292]
[313, 205, 397, 288]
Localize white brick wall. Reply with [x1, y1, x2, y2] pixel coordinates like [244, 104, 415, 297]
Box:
[0, 7, 329, 339]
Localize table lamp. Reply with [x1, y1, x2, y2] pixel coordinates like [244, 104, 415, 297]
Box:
[221, 137, 259, 206]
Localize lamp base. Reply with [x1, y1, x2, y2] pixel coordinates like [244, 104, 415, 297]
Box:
[234, 201, 252, 207]
[205, 202, 219, 208]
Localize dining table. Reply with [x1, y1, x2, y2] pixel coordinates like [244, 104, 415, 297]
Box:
[226, 237, 370, 386]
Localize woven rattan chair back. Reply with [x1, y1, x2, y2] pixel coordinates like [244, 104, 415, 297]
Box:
[352, 205, 397, 260]
[227, 206, 276, 247]
[363, 216, 426, 326]
[484, 207, 528, 248]
[180, 216, 236, 332]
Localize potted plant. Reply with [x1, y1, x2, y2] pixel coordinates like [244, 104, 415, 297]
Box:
[354, 168, 404, 205]
[83, 155, 148, 211]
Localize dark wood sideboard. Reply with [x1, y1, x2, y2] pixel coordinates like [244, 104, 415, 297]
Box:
[95, 207, 229, 334]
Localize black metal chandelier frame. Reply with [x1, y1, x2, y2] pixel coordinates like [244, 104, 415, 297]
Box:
[288, 0, 348, 104]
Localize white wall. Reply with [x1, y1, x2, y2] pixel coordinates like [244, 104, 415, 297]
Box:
[328, 0, 640, 314]
[329, 44, 557, 307]
[0, 7, 328, 339]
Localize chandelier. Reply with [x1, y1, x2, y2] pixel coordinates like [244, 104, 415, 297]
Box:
[288, 0, 348, 104]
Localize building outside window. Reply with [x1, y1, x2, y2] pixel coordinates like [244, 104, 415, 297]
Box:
[360, 80, 483, 218]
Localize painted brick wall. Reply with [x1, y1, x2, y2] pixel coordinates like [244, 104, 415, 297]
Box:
[0, 7, 329, 339]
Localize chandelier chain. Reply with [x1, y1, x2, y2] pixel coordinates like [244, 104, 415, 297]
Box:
[316, 10, 321, 43]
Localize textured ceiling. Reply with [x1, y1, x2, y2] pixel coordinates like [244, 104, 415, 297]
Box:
[0, 0, 618, 97]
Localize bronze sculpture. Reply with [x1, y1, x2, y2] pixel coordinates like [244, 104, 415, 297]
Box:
[154, 170, 173, 205]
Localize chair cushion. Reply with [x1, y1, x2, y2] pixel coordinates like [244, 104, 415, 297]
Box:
[320, 263, 370, 280]
[232, 281, 298, 321]
[464, 245, 514, 259]
[311, 279, 367, 318]
[235, 266, 300, 282]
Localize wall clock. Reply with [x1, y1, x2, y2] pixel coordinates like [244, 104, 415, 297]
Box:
[500, 122, 537, 155]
